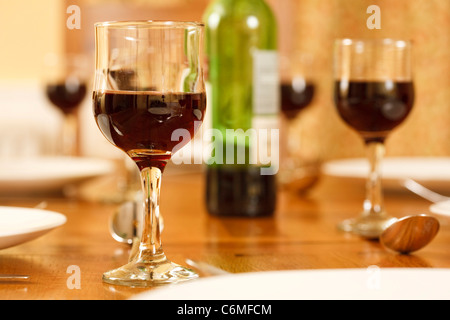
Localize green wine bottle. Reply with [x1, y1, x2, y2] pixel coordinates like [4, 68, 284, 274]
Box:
[203, 0, 279, 217]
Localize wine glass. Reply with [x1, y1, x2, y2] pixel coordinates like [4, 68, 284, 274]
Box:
[44, 53, 88, 156]
[93, 21, 206, 286]
[333, 39, 414, 238]
[278, 52, 319, 191]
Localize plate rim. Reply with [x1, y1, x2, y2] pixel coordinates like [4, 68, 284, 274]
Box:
[131, 267, 450, 300]
[322, 156, 450, 181]
[0, 156, 115, 181]
[0, 206, 67, 237]
[430, 200, 450, 217]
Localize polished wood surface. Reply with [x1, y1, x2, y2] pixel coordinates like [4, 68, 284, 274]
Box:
[1, 169, 449, 300]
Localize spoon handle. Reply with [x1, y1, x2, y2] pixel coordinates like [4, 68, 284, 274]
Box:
[402, 179, 450, 203]
[0, 275, 30, 282]
[185, 259, 230, 276]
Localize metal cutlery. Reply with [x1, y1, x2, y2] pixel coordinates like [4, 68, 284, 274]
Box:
[0, 274, 30, 282]
[402, 179, 450, 203]
[185, 259, 230, 276]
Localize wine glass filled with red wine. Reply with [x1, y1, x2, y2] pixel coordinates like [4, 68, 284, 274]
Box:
[280, 53, 315, 119]
[278, 53, 319, 191]
[45, 53, 88, 156]
[93, 21, 205, 286]
[333, 39, 414, 238]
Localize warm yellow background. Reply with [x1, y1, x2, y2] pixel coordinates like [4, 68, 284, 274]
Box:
[0, 0, 448, 159]
[0, 0, 64, 80]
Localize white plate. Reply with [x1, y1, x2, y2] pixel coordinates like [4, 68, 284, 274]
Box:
[322, 157, 450, 190]
[132, 268, 450, 300]
[0, 156, 115, 193]
[0, 206, 66, 250]
[430, 200, 450, 218]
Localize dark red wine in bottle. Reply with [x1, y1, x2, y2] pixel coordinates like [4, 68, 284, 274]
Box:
[206, 165, 276, 217]
[93, 90, 206, 170]
[334, 80, 414, 143]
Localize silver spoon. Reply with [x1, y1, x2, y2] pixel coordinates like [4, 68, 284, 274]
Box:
[109, 201, 140, 245]
[380, 214, 440, 254]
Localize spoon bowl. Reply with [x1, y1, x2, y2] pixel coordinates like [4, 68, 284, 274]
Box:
[110, 201, 140, 245]
[380, 214, 440, 254]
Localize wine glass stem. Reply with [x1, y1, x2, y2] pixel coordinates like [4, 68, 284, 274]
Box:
[138, 166, 164, 258]
[287, 120, 298, 157]
[364, 141, 385, 217]
[62, 113, 78, 156]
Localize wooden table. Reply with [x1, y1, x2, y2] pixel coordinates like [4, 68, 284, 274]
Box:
[0, 169, 449, 300]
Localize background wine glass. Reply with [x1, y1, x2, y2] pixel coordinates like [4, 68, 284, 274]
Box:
[44, 53, 88, 157]
[333, 39, 414, 238]
[278, 52, 319, 192]
[93, 21, 206, 287]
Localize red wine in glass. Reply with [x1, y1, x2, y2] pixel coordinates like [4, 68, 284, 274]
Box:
[93, 90, 206, 170]
[45, 78, 87, 156]
[46, 81, 87, 115]
[278, 79, 318, 192]
[334, 80, 414, 143]
[280, 81, 315, 119]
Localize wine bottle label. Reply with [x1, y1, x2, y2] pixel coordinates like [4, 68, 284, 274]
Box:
[252, 115, 279, 175]
[252, 49, 279, 115]
[251, 50, 280, 174]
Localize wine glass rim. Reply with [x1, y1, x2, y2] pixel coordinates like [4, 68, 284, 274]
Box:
[335, 38, 412, 47]
[95, 20, 204, 29]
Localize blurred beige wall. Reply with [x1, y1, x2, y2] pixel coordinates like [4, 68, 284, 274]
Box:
[0, 0, 64, 80]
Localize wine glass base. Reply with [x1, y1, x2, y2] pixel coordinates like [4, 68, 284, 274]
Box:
[278, 159, 320, 193]
[338, 215, 397, 239]
[102, 255, 198, 287]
